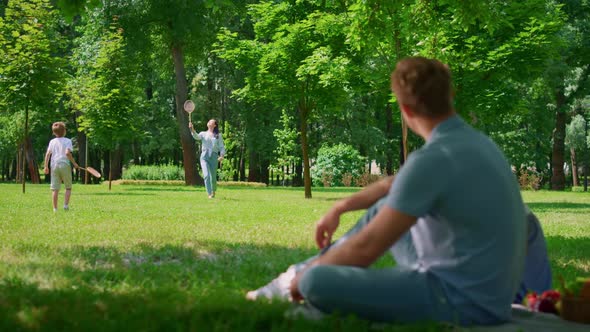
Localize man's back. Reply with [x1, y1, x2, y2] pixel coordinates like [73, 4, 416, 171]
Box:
[387, 115, 527, 324]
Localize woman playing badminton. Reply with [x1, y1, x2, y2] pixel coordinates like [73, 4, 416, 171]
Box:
[189, 119, 226, 198]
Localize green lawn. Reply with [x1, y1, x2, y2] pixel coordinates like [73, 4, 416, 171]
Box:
[0, 183, 588, 331]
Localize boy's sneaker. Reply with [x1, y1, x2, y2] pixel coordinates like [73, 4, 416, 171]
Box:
[64, 205, 69, 211]
[246, 265, 296, 301]
[53, 208, 58, 213]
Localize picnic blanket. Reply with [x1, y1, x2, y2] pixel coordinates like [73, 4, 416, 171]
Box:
[462, 304, 589, 332]
[286, 303, 589, 331]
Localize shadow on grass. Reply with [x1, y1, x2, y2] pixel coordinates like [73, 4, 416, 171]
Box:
[0, 243, 318, 331]
[0, 241, 439, 331]
[546, 235, 590, 283]
[5, 233, 584, 332]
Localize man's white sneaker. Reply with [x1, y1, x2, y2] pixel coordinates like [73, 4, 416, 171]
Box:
[245, 265, 296, 301]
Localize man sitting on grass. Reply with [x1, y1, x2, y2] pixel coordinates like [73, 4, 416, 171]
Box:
[247, 57, 549, 325]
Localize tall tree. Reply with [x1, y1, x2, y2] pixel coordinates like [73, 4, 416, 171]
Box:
[0, 0, 66, 191]
[113, 0, 221, 185]
[70, 13, 142, 185]
[217, 0, 353, 198]
[547, 0, 590, 190]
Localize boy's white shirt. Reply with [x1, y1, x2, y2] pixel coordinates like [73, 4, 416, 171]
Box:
[47, 137, 73, 169]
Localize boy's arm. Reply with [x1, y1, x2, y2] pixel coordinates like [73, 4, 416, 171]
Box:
[43, 150, 51, 174]
[66, 150, 79, 169]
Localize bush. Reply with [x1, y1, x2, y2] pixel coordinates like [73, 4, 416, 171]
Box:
[312, 143, 365, 187]
[354, 173, 383, 187]
[113, 179, 266, 187]
[122, 165, 185, 181]
[341, 173, 354, 187]
[518, 168, 542, 191]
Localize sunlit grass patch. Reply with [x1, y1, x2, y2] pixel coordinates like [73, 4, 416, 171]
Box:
[0, 184, 588, 331]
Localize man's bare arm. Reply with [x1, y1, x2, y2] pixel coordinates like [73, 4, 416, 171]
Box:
[317, 205, 416, 267]
[333, 176, 394, 214]
[315, 176, 395, 248]
[291, 205, 416, 301]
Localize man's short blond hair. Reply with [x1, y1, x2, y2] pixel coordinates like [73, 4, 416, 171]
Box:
[52, 122, 66, 137]
[391, 57, 453, 117]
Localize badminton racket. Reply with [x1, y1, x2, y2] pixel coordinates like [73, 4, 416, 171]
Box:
[183, 100, 195, 124]
[78, 166, 101, 178]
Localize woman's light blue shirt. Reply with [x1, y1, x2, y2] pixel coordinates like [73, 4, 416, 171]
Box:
[192, 131, 226, 158]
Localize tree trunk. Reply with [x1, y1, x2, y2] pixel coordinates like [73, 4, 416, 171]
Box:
[22, 106, 28, 193]
[171, 44, 202, 186]
[384, 103, 394, 175]
[16, 146, 22, 183]
[400, 117, 408, 167]
[299, 100, 312, 199]
[550, 88, 566, 190]
[570, 147, 579, 187]
[11, 157, 17, 181]
[111, 146, 124, 180]
[294, 161, 303, 187]
[239, 141, 246, 182]
[248, 150, 260, 182]
[76, 128, 87, 184]
[103, 150, 110, 186]
[24, 136, 40, 184]
[261, 158, 270, 185]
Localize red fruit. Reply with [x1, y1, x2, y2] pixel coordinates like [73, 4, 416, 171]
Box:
[536, 298, 558, 314]
[540, 290, 561, 302]
[525, 292, 538, 310]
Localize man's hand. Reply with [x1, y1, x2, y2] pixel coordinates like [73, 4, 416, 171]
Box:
[43, 166, 49, 175]
[315, 208, 341, 249]
[289, 271, 304, 302]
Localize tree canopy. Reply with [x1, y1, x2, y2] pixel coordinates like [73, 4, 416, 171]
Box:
[1, 0, 589, 195]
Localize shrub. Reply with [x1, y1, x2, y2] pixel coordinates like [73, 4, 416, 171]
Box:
[312, 143, 365, 187]
[112, 180, 266, 187]
[341, 173, 354, 187]
[354, 173, 383, 187]
[122, 165, 185, 181]
[321, 173, 333, 187]
[518, 168, 542, 191]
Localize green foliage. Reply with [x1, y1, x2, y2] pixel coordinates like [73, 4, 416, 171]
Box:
[270, 109, 300, 182]
[122, 165, 185, 181]
[113, 180, 267, 187]
[312, 143, 365, 187]
[68, 12, 142, 149]
[0, 0, 66, 112]
[566, 114, 588, 151]
[558, 276, 590, 298]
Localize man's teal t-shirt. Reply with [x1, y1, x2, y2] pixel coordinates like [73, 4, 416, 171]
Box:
[386, 115, 527, 324]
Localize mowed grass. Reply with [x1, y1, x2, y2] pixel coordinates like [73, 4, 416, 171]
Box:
[0, 183, 588, 331]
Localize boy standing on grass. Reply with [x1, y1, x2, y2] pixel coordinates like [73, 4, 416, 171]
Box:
[248, 57, 531, 325]
[44, 122, 79, 212]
